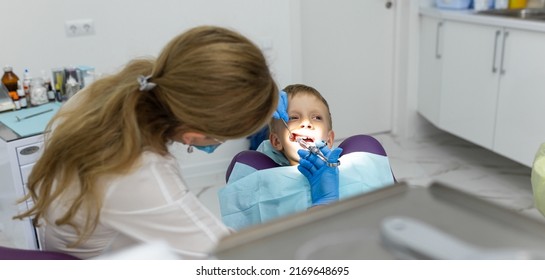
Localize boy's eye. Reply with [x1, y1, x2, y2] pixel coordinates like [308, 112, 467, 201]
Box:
[288, 115, 299, 121]
[312, 115, 323, 121]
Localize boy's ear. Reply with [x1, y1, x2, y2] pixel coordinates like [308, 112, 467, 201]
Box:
[269, 132, 284, 151]
[326, 130, 335, 148]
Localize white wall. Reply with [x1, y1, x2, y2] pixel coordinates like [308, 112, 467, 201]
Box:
[1, 0, 297, 189]
[2, 0, 295, 83]
[2, 0, 426, 189]
[392, 0, 442, 139]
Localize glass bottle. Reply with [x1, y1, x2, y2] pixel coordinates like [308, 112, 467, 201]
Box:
[65, 75, 81, 100]
[2, 66, 21, 110]
[45, 77, 56, 102]
[17, 80, 27, 108]
[30, 77, 49, 106]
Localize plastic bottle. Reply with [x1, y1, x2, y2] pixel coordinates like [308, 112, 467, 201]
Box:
[22, 69, 32, 107]
[1, 66, 21, 110]
[474, 0, 494, 10]
[509, 0, 528, 9]
[495, 0, 509, 8]
[17, 80, 27, 108]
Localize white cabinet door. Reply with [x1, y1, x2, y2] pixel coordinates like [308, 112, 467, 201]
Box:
[494, 28, 545, 166]
[299, 0, 395, 139]
[439, 21, 502, 149]
[0, 135, 42, 249]
[417, 16, 444, 126]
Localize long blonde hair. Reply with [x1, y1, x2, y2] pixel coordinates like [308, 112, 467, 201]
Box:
[15, 26, 278, 245]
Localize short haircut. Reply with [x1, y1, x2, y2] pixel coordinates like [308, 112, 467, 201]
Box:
[270, 84, 332, 132]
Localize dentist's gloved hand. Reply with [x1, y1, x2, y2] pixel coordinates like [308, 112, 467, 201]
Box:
[272, 90, 289, 122]
[297, 145, 343, 207]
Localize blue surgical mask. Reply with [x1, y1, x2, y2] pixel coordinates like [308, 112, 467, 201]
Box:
[193, 144, 222, 154]
[187, 144, 222, 154]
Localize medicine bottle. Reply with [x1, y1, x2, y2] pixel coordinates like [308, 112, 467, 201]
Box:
[65, 75, 81, 100]
[509, 0, 527, 9]
[30, 77, 49, 106]
[17, 81, 27, 108]
[2, 66, 21, 110]
[41, 70, 56, 102]
[22, 69, 32, 107]
[45, 77, 56, 102]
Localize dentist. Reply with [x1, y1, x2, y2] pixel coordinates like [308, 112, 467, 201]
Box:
[14, 26, 278, 259]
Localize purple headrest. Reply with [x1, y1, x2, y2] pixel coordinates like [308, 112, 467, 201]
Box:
[338, 134, 387, 157]
[225, 150, 280, 182]
[225, 134, 390, 183]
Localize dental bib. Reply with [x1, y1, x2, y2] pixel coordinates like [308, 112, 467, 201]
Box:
[218, 141, 395, 230]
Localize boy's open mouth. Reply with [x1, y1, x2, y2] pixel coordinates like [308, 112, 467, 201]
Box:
[290, 133, 314, 143]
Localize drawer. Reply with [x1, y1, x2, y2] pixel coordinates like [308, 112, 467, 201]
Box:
[16, 142, 44, 166]
[20, 162, 36, 186]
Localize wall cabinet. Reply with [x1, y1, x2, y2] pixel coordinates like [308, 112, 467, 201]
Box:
[418, 15, 545, 167]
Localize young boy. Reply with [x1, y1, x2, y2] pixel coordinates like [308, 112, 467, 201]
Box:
[219, 84, 395, 230]
[259, 84, 336, 166]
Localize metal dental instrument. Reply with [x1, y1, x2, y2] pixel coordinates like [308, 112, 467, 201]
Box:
[281, 119, 329, 164]
[281, 119, 294, 140]
[297, 138, 329, 163]
[15, 108, 54, 122]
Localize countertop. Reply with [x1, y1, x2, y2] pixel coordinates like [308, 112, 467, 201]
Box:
[0, 102, 61, 142]
[420, 7, 545, 32]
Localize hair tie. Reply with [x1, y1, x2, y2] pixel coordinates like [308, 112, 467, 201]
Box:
[137, 75, 157, 92]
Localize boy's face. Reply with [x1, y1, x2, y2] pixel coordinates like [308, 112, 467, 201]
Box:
[270, 93, 334, 165]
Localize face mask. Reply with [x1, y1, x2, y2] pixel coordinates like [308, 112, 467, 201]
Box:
[188, 144, 222, 154]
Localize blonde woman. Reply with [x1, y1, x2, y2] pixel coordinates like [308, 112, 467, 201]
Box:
[15, 26, 279, 259]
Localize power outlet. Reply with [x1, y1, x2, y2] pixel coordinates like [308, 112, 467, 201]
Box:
[65, 19, 95, 37]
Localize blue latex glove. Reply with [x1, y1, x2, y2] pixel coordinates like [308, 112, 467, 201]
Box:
[272, 90, 289, 122]
[297, 145, 343, 207]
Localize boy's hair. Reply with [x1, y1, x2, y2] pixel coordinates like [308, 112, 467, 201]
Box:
[270, 84, 332, 132]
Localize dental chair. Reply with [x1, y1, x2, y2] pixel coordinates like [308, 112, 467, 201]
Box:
[221, 134, 396, 230]
[226, 134, 395, 182]
[0, 246, 79, 260]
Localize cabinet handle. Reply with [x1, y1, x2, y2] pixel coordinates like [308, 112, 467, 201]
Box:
[435, 21, 443, 59]
[19, 145, 40, 155]
[492, 30, 501, 73]
[499, 31, 509, 75]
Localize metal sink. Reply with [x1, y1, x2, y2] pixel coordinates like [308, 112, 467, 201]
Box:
[477, 8, 545, 21]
